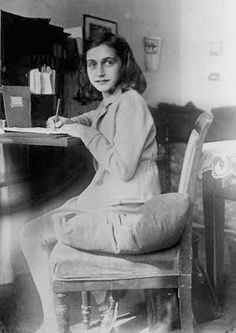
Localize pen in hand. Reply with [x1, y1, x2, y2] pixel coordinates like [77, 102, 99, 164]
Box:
[54, 98, 61, 129]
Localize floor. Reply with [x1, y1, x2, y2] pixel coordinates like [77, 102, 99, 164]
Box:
[1, 153, 236, 333]
[1, 261, 236, 333]
[1, 217, 236, 333]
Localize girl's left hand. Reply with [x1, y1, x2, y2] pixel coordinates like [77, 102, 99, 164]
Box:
[58, 123, 85, 138]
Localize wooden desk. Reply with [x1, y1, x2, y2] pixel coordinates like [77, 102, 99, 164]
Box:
[0, 132, 84, 212]
[0, 132, 80, 147]
[0, 133, 83, 286]
[202, 140, 236, 303]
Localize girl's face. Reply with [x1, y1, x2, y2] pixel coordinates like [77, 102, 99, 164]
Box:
[86, 44, 122, 97]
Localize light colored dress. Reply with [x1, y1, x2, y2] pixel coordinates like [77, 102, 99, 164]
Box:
[38, 88, 161, 253]
[68, 88, 160, 204]
[52, 87, 161, 253]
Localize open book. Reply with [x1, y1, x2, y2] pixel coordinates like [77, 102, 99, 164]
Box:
[3, 126, 68, 136]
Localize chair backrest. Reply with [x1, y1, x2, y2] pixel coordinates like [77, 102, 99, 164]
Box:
[178, 112, 213, 273]
[178, 112, 213, 202]
[157, 102, 204, 143]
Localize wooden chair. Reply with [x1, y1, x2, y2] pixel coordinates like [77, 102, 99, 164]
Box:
[46, 112, 213, 333]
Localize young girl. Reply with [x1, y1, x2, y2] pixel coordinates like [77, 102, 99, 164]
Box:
[21, 31, 161, 333]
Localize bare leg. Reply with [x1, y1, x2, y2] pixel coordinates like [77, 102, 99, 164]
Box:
[20, 212, 58, 333]
[96, 291, 119, 333]
[93, 290, 107, 305]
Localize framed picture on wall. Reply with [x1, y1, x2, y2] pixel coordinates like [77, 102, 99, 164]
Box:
[83, 15, 118, 40]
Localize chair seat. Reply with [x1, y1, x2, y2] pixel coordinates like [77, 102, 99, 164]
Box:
[50, 241, 180, 282]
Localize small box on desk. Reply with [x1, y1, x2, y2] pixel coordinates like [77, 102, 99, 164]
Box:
[31, 94, 56, 127]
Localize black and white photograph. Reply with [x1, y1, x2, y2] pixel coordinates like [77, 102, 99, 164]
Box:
[0, 1, 236, 333]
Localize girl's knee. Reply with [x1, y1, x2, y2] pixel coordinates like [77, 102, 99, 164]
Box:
[20, 215, 55, 251]
[20, 221, 40, 252]
[20, 221, 34, 244]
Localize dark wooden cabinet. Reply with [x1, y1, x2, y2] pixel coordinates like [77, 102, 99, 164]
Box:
[0, 10, 70, 123]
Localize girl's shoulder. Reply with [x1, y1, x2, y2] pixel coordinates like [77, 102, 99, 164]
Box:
[118, 89, 146, 108]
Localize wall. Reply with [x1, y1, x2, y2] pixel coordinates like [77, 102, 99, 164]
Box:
[180, 0, 236, 112]
[0, 0, 235, 112]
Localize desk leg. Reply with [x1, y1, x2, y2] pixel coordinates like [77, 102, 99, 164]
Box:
[203, 171, 224, 304]
[0, 144, 30, 285]
[215, 187, 225, 302]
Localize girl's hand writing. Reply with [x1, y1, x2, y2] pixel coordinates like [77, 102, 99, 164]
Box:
[58, 123, 85, 138]
[46, 115, 73, 129]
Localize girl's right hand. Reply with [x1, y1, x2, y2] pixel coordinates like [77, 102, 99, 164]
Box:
[46, 116, 73, 129]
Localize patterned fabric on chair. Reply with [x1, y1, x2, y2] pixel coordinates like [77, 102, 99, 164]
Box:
[46, 112, 213, 333]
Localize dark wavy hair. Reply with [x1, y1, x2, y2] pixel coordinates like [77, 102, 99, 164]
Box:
[77, 31, 147, 104]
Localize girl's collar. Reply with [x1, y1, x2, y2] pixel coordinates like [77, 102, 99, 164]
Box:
[102, 87, 122, 108]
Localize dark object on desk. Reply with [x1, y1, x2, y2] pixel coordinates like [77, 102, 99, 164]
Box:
[2, 86, 32, 127]
[31, 94, 56, 127]
[206, 106, 236, 142]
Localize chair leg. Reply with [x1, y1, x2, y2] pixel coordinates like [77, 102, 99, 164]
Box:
[144, 288, 177, 333]
[81, 291, 91, 329]
[178, 276, 195, 333]
[144, 289, 156, 331]
[56, 293, 71, 333]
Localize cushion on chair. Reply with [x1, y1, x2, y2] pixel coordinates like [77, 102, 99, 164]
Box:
[50, 193, 188, 282]
[110, 192, 190, 254]
[52, 192, 189, 255]
[50, 241, 180, 281]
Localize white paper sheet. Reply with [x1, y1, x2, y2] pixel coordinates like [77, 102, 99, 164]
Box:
[3, 127, 67, 135]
